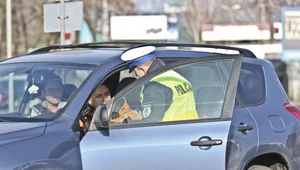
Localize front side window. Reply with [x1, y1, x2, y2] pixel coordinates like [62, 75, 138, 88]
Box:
[0, 63, 95, 121]
[109, 59, 234, 127]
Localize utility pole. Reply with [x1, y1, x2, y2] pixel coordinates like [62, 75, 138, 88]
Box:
[102, 0, 109, 41]
[259, 1, 266, 23]
[6, 0, 14, 112]
[60, 0, 66, 45]
[6, 0, 12, 59]
[91, 0, 97, 33]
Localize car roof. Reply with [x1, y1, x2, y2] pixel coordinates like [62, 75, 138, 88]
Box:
[0, 42, 258, 65]
[0, 48, 126, 65]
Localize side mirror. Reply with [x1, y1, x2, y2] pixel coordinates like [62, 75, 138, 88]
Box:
[93, 105, 109, 129]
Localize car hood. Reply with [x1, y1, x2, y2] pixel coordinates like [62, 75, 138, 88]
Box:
[0, 122, 46, 146]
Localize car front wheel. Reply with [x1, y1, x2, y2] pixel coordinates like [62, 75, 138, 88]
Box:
[247, 165, 272, 170]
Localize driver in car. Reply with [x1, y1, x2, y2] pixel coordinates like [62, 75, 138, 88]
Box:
[80, 84, 111, 128]
[28, 73, 66, 118]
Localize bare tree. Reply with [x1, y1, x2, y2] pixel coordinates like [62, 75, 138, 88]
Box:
[0, 0, 136, 60]
[3, 0, 300, 58]
[180, 0, 300, 43]
[0, 1, 6, 57]
[0, 0, 60, 59]
[83, 0, 136, 41]
[239, 0, 300, 24]
[180, 0, 219, 43]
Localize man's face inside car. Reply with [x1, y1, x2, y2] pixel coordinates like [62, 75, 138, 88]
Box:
[44, 80, 63, 105]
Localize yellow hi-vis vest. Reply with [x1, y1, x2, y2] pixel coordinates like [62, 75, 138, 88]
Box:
[141, 70, 199, 122]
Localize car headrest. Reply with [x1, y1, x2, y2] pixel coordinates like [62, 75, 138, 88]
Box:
[196, 87, 225, 102]
[116, 77, 137, 93]
[62, 84, 77, 101]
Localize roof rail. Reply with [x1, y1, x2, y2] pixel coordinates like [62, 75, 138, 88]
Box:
[28, 41, 257, 58]
[126, 42, 257, 58]
[28, 41, 145, 55]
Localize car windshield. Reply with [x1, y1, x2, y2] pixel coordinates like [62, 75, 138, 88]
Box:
[0, 63, 95, 122]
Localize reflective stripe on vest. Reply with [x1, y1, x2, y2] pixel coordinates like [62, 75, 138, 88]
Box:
[141, 70, 198, 121]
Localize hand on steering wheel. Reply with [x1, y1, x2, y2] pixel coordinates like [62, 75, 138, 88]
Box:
[79, 104, 95, 137]
[79, 116, 89, 135]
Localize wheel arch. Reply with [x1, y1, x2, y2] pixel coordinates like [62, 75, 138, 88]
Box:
[245, 152, 289, 170]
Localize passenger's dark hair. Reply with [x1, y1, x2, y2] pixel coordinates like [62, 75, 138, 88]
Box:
[41, 72, 62, 89]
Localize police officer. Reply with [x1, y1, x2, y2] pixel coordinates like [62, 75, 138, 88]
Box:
[113, 46, 198, 123]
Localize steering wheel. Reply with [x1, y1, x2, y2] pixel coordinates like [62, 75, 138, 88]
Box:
[79, 104, 95, 138]
[79, 116, 89, 136]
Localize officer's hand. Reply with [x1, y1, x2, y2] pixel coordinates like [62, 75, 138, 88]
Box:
[122, 97, 142, 120]
[111, 98, 142, 123]
[122, 97, 131, 112]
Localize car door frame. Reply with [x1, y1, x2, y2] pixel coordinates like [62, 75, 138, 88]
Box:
[109, 54, 243, 124]
[80, 54, 243, 169]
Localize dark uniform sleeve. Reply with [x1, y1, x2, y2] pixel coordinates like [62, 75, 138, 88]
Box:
[141, 82, 172, 122]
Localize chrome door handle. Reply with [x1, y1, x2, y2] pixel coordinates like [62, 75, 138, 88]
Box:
[190, 139, 223, 146]
[237, 124, 253, 131]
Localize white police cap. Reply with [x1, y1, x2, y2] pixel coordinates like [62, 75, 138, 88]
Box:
[121, 46, 155, 62]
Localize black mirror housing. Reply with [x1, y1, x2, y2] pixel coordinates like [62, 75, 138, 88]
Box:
[94, 105, 109, 129]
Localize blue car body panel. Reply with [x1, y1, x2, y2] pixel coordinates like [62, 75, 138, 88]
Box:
[0, 122, 46, 146]
[0, 116, 80, 169]
[227, 107, 259, 170]
[81, 121, 232, 170]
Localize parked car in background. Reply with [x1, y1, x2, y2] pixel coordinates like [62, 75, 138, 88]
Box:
[0, 42, 298, 170]
[268, 59, 289, 96]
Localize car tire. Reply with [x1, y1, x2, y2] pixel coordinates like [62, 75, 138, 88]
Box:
[247, 165, 272, 170]
[269, 163, 287, 170]
[14, 159, 74, 170]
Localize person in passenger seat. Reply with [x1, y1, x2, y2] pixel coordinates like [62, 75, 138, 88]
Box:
[28, 73, 66, 118]
[80, 84, 111, 128]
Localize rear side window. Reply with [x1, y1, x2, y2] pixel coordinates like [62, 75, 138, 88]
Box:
[237, 63, 265, 106]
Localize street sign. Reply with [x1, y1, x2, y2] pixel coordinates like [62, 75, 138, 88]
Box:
[281, 6, 300, 61]
[44, 1, 83, 33]
[110, 15, 168, 40]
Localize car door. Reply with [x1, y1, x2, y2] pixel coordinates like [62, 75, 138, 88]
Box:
[80, 55, 243, 170]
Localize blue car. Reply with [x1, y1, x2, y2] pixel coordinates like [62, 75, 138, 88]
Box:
[0, 42, 299, 170]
